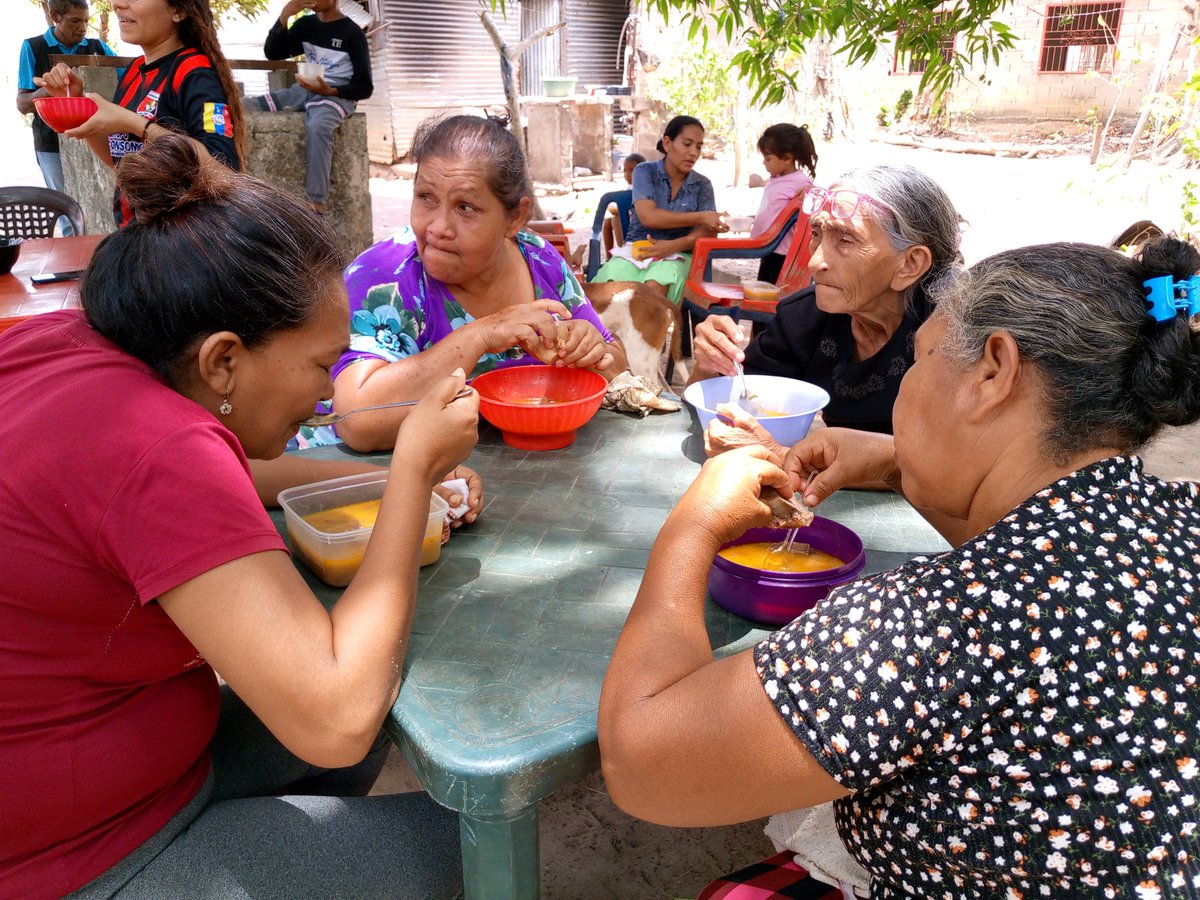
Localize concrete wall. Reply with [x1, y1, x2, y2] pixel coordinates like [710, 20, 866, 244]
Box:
[865, 0, 1189, 122]
[524, 95, 617, 184]
[62, 66, 373, 261]
[244, 109, 373, 260]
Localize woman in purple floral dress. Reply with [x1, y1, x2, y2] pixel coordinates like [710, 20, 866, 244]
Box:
[300, 115, 626, 451]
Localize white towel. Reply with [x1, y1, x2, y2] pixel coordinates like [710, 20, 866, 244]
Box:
[763, 803, 870, 899]
[439, 478, 470, 521]
[608, 242, 687, 270]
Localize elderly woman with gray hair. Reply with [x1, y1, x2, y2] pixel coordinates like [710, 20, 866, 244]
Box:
[600, 236, 1200, 898]
[691, 164, 961, 455]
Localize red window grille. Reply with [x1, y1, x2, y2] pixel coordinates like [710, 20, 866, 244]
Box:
[893, 14, 957, 75]
[1039, 2, 1123, 73]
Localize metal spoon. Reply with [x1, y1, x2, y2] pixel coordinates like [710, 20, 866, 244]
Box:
[299, 388, 474, 427]
[729, 360, 760, 415]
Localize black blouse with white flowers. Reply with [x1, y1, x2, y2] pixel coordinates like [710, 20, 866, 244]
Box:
[756, 456, 1199, 899]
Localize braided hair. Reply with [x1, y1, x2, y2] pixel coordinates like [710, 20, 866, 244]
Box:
[172, 0, 248, 166]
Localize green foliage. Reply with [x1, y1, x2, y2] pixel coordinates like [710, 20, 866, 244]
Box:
[28, 0, 270, 23]
[876, 106, 890, 128]
[894, 89, 913, 121]
[645, 0, 1018, 104]
[648, 48, 737, 147]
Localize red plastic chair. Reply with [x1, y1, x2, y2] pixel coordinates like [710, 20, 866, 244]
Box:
[682, 191, 813, 314]
[528, 220, 584, 277]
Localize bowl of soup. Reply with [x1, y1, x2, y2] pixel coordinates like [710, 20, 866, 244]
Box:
[708, 517, 866, 626]
[471, 364, 607, 451]
[684, 374, 829, 447]
[279, 471, 449, 587]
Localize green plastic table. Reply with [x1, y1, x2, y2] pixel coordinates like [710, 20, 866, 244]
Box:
[281, 409, 949, 899]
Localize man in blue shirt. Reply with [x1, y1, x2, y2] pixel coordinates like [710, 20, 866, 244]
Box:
[16, 0, 115, 232]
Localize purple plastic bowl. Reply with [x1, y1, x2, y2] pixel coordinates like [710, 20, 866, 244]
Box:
[708, 517, 867, 626]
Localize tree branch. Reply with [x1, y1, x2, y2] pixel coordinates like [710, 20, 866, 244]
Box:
[512, 21, 566, 59]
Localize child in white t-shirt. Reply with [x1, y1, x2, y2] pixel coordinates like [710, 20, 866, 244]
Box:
[751, 124, 817, 283]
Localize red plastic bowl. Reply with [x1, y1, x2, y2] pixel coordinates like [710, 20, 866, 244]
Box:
[471, 365, 607, 451]
[33, 96, 98, 133]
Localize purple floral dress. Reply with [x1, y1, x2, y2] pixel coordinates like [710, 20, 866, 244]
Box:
[296, 227, 613, 447]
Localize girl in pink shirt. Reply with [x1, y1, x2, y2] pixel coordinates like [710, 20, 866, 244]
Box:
[751, 124, 818, 283]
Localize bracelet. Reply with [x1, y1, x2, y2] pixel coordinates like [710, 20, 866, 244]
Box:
[140, 118, 152, 141]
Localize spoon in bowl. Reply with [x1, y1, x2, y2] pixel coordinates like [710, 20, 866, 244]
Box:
[729, 360, 760, 415]
[299, 388, 474, 427]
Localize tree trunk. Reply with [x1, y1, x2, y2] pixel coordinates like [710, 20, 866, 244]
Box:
[479, 7, 567, 221]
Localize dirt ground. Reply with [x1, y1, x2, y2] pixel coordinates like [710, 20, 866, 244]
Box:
[364, 136, 1199, 899]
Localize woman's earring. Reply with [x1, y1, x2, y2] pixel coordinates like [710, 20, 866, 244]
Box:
[219, 396, 233, 416]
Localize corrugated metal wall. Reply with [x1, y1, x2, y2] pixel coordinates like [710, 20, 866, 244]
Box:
[373, 0, 625, 157]
[520, 0, 563, 93]
[380, 0, 520, 154]
[563, 0, 627, 89]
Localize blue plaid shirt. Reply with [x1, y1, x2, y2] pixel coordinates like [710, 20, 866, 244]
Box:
[626, 159, 717, 242]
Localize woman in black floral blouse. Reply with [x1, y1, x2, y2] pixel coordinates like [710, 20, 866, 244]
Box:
[599, 237, 1200, 898]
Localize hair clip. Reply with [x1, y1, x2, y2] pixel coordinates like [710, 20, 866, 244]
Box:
[1144, 275, 1200, 322]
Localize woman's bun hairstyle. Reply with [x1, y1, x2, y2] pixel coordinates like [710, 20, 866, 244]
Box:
[936, 238, 1200, 457]
[115, 127, 232, 225]
[1128, 236, 1200, 428]
[82, 130, 343, 386]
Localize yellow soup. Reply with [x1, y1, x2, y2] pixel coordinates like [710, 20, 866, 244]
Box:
[294, 499, 442, 586]
[718, 542, 844, 573]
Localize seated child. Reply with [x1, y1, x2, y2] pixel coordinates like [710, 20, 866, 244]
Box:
[249, 0, 373, 213]
[751, 124, 817, 284]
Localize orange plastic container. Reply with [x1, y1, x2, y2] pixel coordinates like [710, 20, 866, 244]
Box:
[471, 365, 607, 451]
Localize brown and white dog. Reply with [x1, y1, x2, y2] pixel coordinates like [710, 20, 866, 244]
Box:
[583, 281, 682, 386]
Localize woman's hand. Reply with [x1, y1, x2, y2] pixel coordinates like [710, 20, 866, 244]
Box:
[639, 237, 679, 260]
[667, 445, 793, 547]
[477, 299, 570, 356]
[33, 62, 82, 98]
[696, 210, 729, 233]
[550, 319, 615, 371]
[784, 428, 900, 507]
[692, 315, 745, 377]
[62, 92, 145, 140]
[393, 369, 480, 484]
[435, 463, 484, 528]
[704, 402, 787, 462]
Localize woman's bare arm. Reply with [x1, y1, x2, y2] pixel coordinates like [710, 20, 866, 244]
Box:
[599, 449, 848, 825]
[159, 375, 479, 768]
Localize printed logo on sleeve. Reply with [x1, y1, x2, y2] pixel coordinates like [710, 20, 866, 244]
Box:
[203, 102, 233, 137]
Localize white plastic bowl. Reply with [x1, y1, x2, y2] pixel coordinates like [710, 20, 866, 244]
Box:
[297, 61, 326, 81]
[684, 374, 830, 447]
